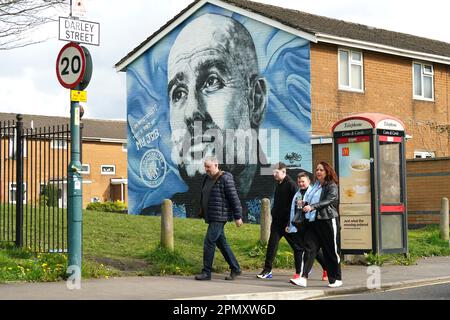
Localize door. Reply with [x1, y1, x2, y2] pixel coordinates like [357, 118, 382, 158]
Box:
[377, 135, 408, 254]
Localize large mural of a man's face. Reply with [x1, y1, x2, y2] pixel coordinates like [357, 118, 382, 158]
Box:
[126, 3, 312, 218]
[168, 14, 267, 178]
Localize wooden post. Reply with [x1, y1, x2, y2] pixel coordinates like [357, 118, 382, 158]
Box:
[260, 198, 271, 245]
[440, 197, 449, 242]
[161, 199, 174, 251]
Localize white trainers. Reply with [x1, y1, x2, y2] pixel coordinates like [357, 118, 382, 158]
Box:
[290, 277, 307, 287]
[328, 280, 343, 288]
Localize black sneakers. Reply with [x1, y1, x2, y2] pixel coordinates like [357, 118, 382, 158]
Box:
[195, 272, 211, 280]
[225, 270, 242, 280]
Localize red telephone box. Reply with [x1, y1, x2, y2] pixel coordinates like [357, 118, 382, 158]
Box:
[332, 113, 408, 255]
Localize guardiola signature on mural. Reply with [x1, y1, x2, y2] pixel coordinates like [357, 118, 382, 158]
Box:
[126, 3, 312, 219]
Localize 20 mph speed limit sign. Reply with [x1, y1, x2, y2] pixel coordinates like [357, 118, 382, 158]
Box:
[56, 42, 92, 89]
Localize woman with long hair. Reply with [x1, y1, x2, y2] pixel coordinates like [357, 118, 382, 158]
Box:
[290, 161, 342, 288]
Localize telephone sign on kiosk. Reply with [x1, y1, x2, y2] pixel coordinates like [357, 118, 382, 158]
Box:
[56, 42, 92, 90]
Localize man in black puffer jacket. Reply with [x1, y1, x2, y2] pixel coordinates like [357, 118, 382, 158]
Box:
[195, 156, 243, 281]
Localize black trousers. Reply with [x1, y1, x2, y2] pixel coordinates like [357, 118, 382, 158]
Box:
[263, 222, 304, 274]
[301, 218, 342, 283]
[296, 222, 327, 272]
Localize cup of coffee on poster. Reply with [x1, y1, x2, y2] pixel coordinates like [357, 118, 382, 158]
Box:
[350, 158, 370, 194]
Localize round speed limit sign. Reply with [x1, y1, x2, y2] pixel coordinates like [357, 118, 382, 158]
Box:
[56, 42, 90, 89]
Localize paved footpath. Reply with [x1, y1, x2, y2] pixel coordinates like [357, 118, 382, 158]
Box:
[1, 256, 450, 300]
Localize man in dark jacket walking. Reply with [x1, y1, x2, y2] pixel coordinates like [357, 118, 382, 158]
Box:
[257, 162, 299, 279]
[195, 156, 243, 281]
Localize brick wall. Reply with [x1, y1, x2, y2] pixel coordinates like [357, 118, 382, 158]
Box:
[81, 141, 127, 208]
[310, 43, 450, 158]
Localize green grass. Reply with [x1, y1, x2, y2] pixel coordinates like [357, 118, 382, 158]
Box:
[365, 225, 450, 266]
[1, 210, 449, 283]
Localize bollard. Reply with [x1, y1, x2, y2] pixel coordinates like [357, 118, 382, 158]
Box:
[440, 197, 449, 242]
[260, 198, 271, 245]
[161, 199, 174, 251]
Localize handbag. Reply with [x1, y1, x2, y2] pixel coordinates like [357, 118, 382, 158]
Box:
[292, 208, 304, 229]
[291, 201, 308, 228]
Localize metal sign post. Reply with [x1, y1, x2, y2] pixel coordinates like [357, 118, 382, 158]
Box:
[56, 41, 92, 280]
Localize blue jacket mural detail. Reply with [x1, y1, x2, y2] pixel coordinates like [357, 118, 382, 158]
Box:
[126, 4, 312, 218]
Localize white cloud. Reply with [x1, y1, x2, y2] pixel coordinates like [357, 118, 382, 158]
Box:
[0, 69, 69, 117]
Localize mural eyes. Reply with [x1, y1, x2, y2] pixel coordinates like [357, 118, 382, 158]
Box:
[172, 87, 187, 103]
[202, 74, 224, 93]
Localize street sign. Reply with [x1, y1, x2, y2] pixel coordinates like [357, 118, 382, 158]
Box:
[72, 0, 87, 18]
[56, 42, 86, 89]
[71, 90, 87, 102]
[59, 17, 100, 46]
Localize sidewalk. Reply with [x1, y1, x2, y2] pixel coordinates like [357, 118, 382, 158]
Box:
[1, 256, 450, 300]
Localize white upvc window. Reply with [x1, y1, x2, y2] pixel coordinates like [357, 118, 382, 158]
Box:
[9, 183, 27, 204]
[80, 164, 90, 175]
[51, 139, 68, 150]
[338, 48, 364, 92]
[413, 62, 434, 101]
[414, 151, 435, 159]
[101, 165, 116, 175]
[9, 136, 27, 159]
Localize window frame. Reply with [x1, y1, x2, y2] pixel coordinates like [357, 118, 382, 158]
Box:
[100, 165, 116, 175]
[80, 164, 90, 175]
[9, 182, 27, 204]
[338, 48, 364, 93]
[412, 61, 434, 101]
[51, 139, 68, 150]
[9, 136, 27, 159]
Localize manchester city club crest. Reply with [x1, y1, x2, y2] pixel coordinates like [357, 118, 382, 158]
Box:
[140, 149, 167, 188]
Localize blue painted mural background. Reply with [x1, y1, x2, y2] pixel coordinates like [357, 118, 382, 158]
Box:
[126, 4, 312, 216]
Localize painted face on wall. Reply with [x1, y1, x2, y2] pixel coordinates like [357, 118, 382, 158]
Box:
[168, 14, 267, 177]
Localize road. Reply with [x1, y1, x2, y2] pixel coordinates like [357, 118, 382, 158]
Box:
[318, 281, 450, 300]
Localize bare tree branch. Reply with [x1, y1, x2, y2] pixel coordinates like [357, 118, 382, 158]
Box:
[0, 0, 67, 50]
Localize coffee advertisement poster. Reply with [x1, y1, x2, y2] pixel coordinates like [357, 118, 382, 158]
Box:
[338, 139, 372, 250]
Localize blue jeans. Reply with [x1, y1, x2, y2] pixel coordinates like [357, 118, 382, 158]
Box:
[202, 221, 240, 275]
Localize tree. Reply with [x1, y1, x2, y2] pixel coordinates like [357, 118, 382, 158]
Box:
[0, 0, 67, 50]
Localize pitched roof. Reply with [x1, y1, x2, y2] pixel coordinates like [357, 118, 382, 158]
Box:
[225, 0, 450, 58]
[115, 0, 450, 71]
[0, 113, 126, 142]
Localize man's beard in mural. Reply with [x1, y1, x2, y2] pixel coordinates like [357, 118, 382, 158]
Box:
[172, 120, 268, 185]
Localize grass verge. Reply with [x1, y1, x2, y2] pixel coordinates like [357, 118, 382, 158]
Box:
[0, 210, 449, 282]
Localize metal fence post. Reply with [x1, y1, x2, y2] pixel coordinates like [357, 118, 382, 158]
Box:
[260, 198, 271, 245]
[440, 197, 449, 242]
[15, 114, 23, 247]
[161, 199, 174, 251]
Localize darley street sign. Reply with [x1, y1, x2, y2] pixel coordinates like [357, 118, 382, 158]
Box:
[59, 17, 100, 46]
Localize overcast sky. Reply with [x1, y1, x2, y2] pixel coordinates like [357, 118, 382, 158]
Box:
[1, 0, 449, 120]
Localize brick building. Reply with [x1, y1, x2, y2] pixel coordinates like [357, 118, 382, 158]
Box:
[115, 0, 449, 222]
[0, 113, 127, 209]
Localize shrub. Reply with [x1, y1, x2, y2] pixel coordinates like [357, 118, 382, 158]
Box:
[86, 200, 127, 213]
[40, 185, 60, 207]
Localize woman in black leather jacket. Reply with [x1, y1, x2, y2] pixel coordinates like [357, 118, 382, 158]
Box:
[291, 161, 342, 288]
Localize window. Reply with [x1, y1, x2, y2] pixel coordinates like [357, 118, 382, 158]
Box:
[51, 139, 68, 150]
[413, 62, 434, 100]
[122, 143, 127, 152]
[80, 164, 90, 175]
[414, 151, 435, 159]
[338, 48, 364, 92]
[101, 165, 115, 175]
[9, 137, 27, 159]
[9, 183, 27, 204]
